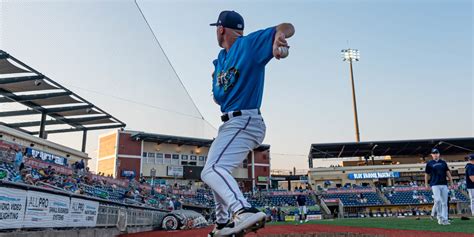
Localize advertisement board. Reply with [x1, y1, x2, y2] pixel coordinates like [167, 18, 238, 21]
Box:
[23, 190, 70, 228]
[0, 187, 27, 229]
[348, 171, 400, 180]
[167, 166, 183, 177]
[69, 198, 99, 227]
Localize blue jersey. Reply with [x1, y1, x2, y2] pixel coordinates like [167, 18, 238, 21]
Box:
[212, 27, 276, 113]
[465, 163, 474, 189]
[425, 159, 449, 186]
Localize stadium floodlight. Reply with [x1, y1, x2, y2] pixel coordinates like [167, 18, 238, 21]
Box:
[341, 48, 361, 142]
[341, 49, 360, 62]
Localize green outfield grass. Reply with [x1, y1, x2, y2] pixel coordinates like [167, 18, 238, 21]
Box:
[270, 217, 474, 233]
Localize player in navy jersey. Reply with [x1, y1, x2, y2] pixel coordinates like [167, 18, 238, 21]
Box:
[465, 154, 474, 216]
[425, 148, 453, 225]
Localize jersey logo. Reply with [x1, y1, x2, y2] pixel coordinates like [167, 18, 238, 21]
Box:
[217, 67, 239, 92]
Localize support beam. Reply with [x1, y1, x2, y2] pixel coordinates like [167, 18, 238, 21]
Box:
[0, 109, 38, 117]
[81, 130, 87, 152]
[39, 112, 46, 139]
[0, 75, 45, 85]
[0, 91, 72, 103]
[0, 105, 95, 117]
[29, 124, 124, 135]
[8, 115, 111, 128]
[45, 104, 94, 114]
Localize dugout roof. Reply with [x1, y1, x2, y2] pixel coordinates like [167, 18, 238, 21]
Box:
[309, 137, 474, 162]
[0, 50, 125, 150]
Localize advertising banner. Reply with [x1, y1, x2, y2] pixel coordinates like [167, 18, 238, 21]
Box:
[348, 171, 400, 180]
[69, 198, 99, 227]
[23, 190, 70, 228]
[167, 166, 183, 177]
[0, 187, 27, 229]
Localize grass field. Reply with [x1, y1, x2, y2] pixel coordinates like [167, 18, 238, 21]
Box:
[270, 217, 474, 233]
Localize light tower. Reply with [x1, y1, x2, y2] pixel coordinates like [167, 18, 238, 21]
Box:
[341, 49, 361, 142]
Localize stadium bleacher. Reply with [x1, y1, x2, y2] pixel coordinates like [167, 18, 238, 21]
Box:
[245, 192, 316, 208]
[1, 138, 471, 222]
[384, 186, 469, 205]
[322, 187, 385, 207]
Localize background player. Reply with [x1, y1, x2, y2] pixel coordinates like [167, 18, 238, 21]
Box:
[424, 148, 453, 225]
[465, 154, 474, 216]
[296, 193, 308, 223]
[201, 10, 295, 237]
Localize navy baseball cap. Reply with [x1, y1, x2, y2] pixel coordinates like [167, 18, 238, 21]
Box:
[431, 148, 440, 154]
[210, 10, 244, 30]
[466, 154, 474, 160]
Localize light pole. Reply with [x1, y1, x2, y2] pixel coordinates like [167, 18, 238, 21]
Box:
[341, 48, 361, 142]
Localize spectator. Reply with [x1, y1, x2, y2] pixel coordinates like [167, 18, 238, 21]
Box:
[75, 187, 85, 195]
[140, 176, 147, 184]
[14, 148, 23, 171]
[78, 159, 85, 171]
[167, 198, 175, 211]
[13, 169, 28, 183]
[24, 173, 36, 185]
[174, 198, 182, 210]
[123, 190, 134, 199]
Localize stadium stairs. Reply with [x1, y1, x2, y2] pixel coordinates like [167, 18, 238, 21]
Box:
[313, 193, 332, 218]
[376, 188, 391, 205]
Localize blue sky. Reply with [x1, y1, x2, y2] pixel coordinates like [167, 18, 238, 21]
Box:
[1, 0, 472, 170]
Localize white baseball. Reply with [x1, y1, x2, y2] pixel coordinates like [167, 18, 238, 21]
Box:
[278, 46, 289, 58]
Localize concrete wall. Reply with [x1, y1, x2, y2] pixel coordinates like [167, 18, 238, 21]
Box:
[117, 133, 141, 156]
[117, 157, 141, 178]
[0, 226, 154, 237]
[98, 132, 117, 158]
[97, 157, 116, 176]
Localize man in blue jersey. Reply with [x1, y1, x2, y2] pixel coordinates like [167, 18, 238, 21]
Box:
[201, 10, 294, 237]
[465, 154, 474, 216]
[424, 148, 453, 225]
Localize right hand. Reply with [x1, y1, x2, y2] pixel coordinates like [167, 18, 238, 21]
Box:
[273, 32, 289, 59]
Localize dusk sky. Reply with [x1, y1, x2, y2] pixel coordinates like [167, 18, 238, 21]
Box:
[1, 0, 472, 170]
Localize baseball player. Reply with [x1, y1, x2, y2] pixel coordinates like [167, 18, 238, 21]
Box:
[465, 154, 474, 216]
[296, 193, 308, 223]
[430, 195, 438, 220]
[201, 10, 294, 237]
[424, 148, 453, 225]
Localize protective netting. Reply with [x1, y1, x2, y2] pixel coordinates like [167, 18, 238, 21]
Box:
[0, 1, 216, 161]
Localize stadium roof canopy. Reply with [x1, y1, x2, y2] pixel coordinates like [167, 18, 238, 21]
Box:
[132, 132, 271, 151]
[132, 133, 214, 147]
[309, 137, 474, 167]
[0, 50, 125, 151]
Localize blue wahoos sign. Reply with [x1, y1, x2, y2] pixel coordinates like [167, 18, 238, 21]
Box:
[348, 172, 400, 180]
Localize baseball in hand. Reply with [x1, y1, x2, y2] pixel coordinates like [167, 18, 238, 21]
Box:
[278, 46, 289, 58]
